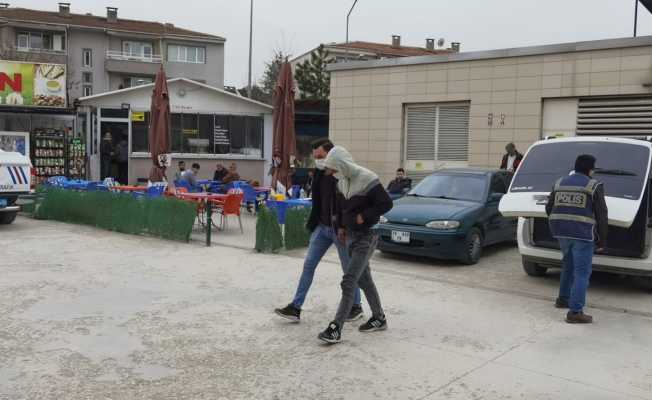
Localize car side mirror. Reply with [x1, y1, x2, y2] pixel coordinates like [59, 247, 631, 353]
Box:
[488, 193, 503, 202]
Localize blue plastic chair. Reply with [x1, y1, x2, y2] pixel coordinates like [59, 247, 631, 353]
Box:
[147, 185, 166, 198]
[175, 180, 200, 193]
[291, 185, 302, 199]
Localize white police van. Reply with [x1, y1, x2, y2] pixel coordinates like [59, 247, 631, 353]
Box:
[499, 136, 652, 282]
[0, 149, 31, 225]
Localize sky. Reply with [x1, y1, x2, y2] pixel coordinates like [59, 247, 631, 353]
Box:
[13, 0, 652, 86]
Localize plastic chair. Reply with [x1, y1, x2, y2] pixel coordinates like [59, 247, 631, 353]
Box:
[212, 192, 244, 233]
[147, 185, 166, 198]
[291, 185, 302, 199]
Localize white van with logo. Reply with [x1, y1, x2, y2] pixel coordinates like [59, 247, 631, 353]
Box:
[499, 137, 652, 281]
[0, 149, 31, 225]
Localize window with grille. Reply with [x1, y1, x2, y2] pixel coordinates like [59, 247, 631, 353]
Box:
[577, 96, 652, 136]
[405, 103, 470, 168]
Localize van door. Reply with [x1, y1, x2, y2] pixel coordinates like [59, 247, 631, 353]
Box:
[499, 137, 652, 228]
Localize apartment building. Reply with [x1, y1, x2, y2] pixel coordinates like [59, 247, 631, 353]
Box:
[0, 2, 225, 102]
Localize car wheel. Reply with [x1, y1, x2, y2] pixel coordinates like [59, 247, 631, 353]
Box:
[522, 257, 548, 277]
[0, 212, 17, 225]
[460, 227, 483, 265]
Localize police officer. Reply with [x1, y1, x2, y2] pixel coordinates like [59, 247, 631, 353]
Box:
[546, 154, 608, 324]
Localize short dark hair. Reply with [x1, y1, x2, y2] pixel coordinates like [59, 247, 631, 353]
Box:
[311, 138, 334, 151]
[397, 168, 405, 173]
[178, 160, 185, 166]
[192, 163, 201, 169]
[574, 154, 596, 175]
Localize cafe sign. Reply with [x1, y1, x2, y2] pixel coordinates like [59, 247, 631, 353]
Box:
[0, 61, 66, 108]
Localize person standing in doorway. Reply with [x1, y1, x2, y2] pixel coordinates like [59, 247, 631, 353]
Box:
[100, 131, 114, 180]
[500, 142, 523, 173]
[116, 134, 129, 184]
[275, 139, 364, 322]
[546, 154, 608, 324]
[318, 146, 393, 344]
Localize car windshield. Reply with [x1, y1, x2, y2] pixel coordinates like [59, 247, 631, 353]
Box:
[409, 173, 487, 202]
[510, 141, 649, 200]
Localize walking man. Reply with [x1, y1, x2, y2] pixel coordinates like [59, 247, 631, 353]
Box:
[275, 139, 364, 322]
[546, 154, 608, 324]
[318, 146, 393, 344]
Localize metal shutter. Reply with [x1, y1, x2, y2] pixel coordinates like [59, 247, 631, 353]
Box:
[437, 105, 470, 161]
[406, 106, 437, 161]
[577, 96, 652, 136]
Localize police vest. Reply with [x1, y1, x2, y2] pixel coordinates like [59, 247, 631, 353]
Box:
[549, 173, 599, 242]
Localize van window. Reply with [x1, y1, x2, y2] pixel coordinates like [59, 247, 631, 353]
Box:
[511, 141, 649, 200]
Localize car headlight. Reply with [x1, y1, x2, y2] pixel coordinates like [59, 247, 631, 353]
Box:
[425, 220, 460, 230]
[379, 215, 388, 224]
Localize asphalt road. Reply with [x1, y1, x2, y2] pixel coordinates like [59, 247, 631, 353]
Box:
[2, 217, 652, 399]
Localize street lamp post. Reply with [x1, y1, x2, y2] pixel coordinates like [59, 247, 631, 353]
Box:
[345, 0, 359, 62]
[635, 0, 640, 37]
[247, 0, 254, 98]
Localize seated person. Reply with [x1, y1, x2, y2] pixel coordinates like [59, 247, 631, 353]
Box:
[180, 163, 200, 187]
[213, 163, 228, 181]
[174, 160, 186, 182]
[222, 163, 241, 184]
[387, 168, 412, 195]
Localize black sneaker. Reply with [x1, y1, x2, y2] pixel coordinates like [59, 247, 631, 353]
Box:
[274, 304, 301, 322]
[318, 321, 342, 344]
[359, 316, 387, 332]
[555, 297, 569, 309]
[346, 305, 364, 322]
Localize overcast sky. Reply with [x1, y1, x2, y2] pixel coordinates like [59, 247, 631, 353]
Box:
[14, 0, 652, 86]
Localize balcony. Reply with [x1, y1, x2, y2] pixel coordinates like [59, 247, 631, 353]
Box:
[105, 51, 162, 75]
[106, 50, 163, 63]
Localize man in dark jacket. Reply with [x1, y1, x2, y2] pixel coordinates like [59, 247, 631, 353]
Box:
[546, 154, 608, 324]
[387, 168, 412, 198]
[275, 139, 363, 322]
[318, 146, 393, 344]
[500, 142, 523, 173]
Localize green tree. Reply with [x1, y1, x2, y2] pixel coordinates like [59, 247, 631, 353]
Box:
[295, 45, 332, 100]
[259, 50, 290, 102]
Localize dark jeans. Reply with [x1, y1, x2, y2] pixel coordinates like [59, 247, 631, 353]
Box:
[101, 158, 112, 180]
[117, 162, 128, 184]
[291, 224, 361, 308]
[334, 230, 384, 327]
[558, 238, 594, 313]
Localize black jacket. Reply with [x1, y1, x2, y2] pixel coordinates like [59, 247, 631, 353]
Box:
[306, 169, 335, 232]
[546, 180, 609, 248]
[387, 177, 412, 194]
[337, 181, 393, 232]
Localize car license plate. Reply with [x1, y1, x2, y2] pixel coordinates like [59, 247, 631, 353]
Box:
[391, 230, 410, 243]
[0, 198, 6, 208]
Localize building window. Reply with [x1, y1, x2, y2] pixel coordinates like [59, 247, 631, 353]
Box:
[16, 31, 65, 52]
[122, 76, 154, 88]
[132, 112, 263, 156]
[167, 44, 206, 64]
[83, 86, 93, 97]
[122, 41, 153, 58]
[405, 103, 470, 175]
[82, 49, 92, 67]
[82, 72, 92, 97]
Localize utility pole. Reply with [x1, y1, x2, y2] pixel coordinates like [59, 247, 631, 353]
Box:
[247, 0, 254, 97]
[634, 0, 639, 37]
[345, 0, 359, 62]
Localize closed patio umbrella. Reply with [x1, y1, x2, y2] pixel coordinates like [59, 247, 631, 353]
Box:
[272, 62, 297, 193]
[148, 66, 171, 183]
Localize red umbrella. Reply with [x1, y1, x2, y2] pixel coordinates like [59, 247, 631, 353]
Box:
[148, 67, 171, 183]
[272, 62, 297, 192]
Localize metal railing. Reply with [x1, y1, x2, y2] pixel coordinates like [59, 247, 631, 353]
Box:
[106, 50, 162, 63]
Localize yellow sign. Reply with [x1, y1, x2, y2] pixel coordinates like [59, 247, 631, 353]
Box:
[415, 162, 423, 171]
[131, 111, 145, 121]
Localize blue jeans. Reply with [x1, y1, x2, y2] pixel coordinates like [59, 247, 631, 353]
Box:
[291, 224, 361, 308]
[558, 238, 595, 313]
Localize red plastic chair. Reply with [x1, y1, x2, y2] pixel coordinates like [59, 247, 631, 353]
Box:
[212, 192, 244, 233]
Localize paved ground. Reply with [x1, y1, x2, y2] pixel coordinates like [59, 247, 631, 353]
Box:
[2, 216, 652, 399]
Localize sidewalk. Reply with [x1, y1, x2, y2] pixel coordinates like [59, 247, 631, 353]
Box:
[2, 218, 652, 399]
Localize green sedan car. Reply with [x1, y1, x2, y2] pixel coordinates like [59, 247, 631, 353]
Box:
[376, 168, 517, 264]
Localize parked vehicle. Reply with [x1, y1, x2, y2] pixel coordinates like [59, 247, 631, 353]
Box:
[376, 168, 517, 264]
[0, 149, 31, 225]
[499, 136, 652, 281]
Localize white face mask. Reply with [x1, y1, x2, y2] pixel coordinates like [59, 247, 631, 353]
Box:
[314, 159, 326, 170]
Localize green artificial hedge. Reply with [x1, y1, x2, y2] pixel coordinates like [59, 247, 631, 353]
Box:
[32, 188, 196, 242]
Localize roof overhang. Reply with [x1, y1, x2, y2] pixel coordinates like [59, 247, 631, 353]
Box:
[327, 35, 652, 72]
